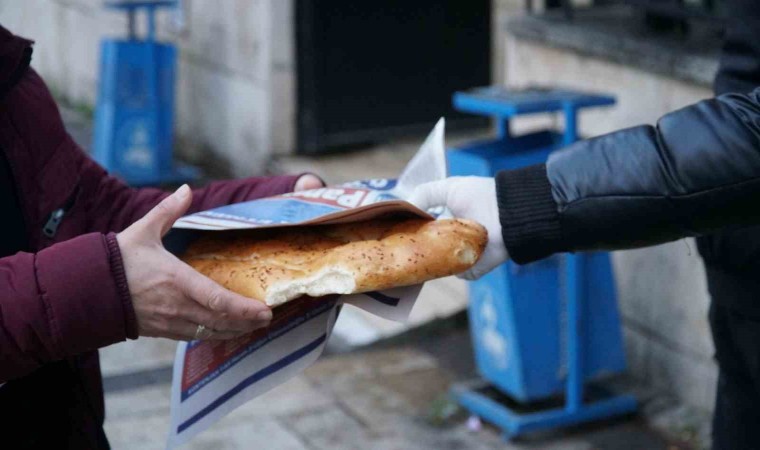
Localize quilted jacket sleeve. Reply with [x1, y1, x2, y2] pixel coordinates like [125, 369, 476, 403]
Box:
[496, 87, 760, 264]
[0, 233, 132, 381]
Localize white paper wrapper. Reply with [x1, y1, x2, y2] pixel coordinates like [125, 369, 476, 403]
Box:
[166, 118, 447, 448]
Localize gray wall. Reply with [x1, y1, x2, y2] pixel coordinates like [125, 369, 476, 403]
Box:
[0, 0, 295, 177]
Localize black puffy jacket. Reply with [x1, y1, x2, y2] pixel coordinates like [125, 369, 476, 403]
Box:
[496, 0, 760, 316]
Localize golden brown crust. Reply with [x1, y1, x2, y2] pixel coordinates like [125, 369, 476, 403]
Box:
[182, 218, 487, 306]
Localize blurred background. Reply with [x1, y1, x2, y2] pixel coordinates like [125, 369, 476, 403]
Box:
[0, 0, 725, 448]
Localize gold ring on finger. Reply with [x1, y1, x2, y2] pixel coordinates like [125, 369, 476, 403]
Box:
[194, 324, 214, 340]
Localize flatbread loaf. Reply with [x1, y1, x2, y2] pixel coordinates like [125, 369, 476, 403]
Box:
[182, 218, 487, 307]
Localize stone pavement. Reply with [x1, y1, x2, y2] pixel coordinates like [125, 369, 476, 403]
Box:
[97, 306, 708, 449]
[103, 347, 504, 450]
[100, 330, 698, 449]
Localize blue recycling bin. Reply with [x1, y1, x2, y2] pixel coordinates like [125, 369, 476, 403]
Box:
[448, 87, 637, 439]
[93, 0, 198, 186]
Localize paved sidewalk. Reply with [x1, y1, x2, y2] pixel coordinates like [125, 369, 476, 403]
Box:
[98, 309, 708, 450]
[101, 338, 699, 449]
[103, 347, 500, 450]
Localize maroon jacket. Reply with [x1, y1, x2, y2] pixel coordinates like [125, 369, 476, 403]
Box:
[0, 27, 301, 448]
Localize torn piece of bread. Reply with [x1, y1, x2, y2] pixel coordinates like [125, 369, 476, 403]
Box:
[181, 218, 487, 307]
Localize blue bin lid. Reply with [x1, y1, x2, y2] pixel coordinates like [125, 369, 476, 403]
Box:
[453, 86, 615, 118]
[105, 0, 177, 11]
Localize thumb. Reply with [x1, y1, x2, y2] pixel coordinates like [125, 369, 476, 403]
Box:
[408, 179, 452, 212]
[137, 184, 193, 238]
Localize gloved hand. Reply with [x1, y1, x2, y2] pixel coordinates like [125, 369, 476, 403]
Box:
[409, 176, 508, 280]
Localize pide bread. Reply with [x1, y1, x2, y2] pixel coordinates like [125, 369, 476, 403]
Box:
[181, 218, 487, 307]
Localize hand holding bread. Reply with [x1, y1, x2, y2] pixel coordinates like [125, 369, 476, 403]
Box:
[118, 185, 274, 341]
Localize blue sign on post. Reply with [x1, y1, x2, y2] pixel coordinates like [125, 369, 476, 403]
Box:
[93, 0, 198, 186]
[448, 86, 637, 439]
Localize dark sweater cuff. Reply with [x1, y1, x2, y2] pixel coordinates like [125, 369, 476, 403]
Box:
[496, 164, 563, 264]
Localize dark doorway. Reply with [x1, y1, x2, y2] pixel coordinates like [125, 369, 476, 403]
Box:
[296, 0, 492, 154]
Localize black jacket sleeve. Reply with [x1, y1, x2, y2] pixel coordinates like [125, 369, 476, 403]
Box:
[497, 87, 760, 264]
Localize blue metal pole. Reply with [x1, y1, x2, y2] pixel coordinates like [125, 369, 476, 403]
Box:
[563, 101, 583, 412]
[147, 5, 156, 42]
[565, 254, 584, 412]
[127, 9, 136, 40]
[497, 118, 511, 141]
[562, 102, 577, 147]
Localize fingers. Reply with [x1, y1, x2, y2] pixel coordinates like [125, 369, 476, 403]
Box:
[162, 319, 246, 341]
[457, 245, 509, 281]
[179, 265, 272, 322]
[178, 301, 269, 334]
[294, 174, 325, 191]
[458, 269, 479, 281]
[408, 179, 452, 211]
[458, 266, 488, 281]
[135, 184, 193, 239]
[458, 258, 492, 280]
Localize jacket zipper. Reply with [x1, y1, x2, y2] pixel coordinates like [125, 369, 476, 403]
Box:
[43, 185, 80, 238]
[0, 147, 31, 252]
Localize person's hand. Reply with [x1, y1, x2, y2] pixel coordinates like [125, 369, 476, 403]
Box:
[294, 174, 325, 191]
[409, 176, 508, 280]
[117, 185, 273, 341]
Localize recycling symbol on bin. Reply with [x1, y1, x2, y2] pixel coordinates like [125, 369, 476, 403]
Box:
[478, 290, 509, 370]
[119, 119, 154, 170]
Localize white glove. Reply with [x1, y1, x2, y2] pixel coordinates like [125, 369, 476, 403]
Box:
[409, 176, 508, 280]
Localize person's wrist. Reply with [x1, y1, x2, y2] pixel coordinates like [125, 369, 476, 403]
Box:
[496, 165, 561, 264]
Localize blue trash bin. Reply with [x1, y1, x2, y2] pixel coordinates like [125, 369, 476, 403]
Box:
[448, 86, 637, 439]
[93, 0, 198, 186]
